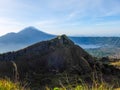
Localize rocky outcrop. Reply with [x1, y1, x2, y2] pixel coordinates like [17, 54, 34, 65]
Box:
[0, 35, 94, 75]
[0, 35, 109, 89]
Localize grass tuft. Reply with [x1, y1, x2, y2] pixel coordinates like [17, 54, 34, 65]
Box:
[0, 79, 24, 90]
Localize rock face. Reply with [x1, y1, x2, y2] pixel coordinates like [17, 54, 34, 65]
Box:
[0, 35, 94, 88]
[0, 35, 93, 72]
[1, 35, 120, 89]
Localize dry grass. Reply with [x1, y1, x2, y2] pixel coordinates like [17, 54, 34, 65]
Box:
[46, 77, 114, 90]
[0, 61, 29, 90]
[0, 79, 24, 90]
[110, 61, 120, 67]
[115, 88, 120, 90]
[46, 83, 114, 90]
[45, 70, 120, 90]
[0, 61, 120, 90]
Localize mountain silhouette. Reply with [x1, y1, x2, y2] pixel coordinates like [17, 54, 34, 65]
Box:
[0, 26, 120, 54]
[0, 26, 54, 53]
[0, 26, 54, 44]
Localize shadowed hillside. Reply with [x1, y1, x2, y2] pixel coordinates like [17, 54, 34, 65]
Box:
[0, 35, 94, 74]
[0, 35, 120, 89]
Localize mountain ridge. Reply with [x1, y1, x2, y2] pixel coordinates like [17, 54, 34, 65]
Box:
[0, 26, 54, 44]
[0, 26, 120, 53]
[0, 35, 120, 89]
[0, 35, 94, 87]
[0, 26, 55, 53]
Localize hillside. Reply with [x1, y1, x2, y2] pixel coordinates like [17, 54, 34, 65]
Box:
[0, 35, 94, 74]
[0, 35, 120, 89]
[0, 35, 94, 88]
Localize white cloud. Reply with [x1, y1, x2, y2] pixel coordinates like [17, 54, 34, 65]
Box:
[95, 21, 120, 26]
[0, 17, 28, 36]
[0, 0, 120, 36]
[0, 17, 21, 25]
[35, 20, 57, 27]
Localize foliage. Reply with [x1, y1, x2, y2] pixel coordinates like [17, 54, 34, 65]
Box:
[46, 78, 114, 90]
[50, 83, 113, 90]
[0, 79, 24, 90]
[110, 61, 120, 67]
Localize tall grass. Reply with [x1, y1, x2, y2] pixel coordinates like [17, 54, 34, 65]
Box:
[0, 79, 25, 90]
[0, 61, 29, 90]
[11, 61, 19, 83]
[0, 61, 118, 90]
[45, 71, 114, 90]
[46, 80, 113, 90]
[110, 61, 120, 67]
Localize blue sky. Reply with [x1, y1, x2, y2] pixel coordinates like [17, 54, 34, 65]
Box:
[0, 0, 120, 36]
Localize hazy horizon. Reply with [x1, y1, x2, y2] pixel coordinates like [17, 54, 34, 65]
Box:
[0, 26, 120, 37]
[0, 0, 120, 36]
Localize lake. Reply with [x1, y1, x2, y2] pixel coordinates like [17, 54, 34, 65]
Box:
[77, 44, 101, 49]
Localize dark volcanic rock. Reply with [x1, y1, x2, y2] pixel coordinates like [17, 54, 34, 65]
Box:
[0, 35, 95, 88]
[0, 35, 93, 73]
[1, 35, 120, 89]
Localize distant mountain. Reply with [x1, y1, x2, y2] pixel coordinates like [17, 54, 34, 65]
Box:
[70, 37, 120, 47]
[0, 26, 120, 53]
[0, 26, 54, 44]
[0, 26, 55, 53]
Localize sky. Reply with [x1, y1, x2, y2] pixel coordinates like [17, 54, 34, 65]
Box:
[0, 0, 120, 36]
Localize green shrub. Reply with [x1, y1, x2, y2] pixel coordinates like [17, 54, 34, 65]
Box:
[0, 79, 23, 90]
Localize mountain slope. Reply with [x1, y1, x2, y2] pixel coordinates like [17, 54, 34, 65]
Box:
[0, 27, 55, 53]
[0, 35, 94, 70]
[0, 26, 54, 44]
[0, 35, 94, 87]
[0, 35, 120, 89]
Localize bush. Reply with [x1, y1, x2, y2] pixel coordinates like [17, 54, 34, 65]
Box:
[0, 79, 23, 90]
